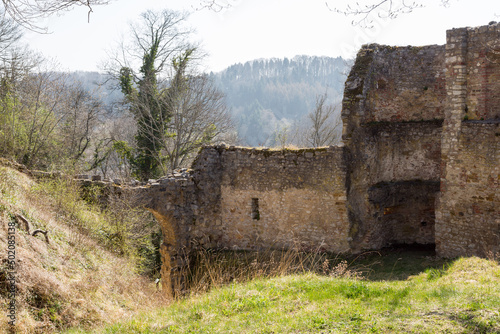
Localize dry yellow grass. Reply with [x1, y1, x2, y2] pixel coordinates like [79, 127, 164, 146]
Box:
[0, 163, 166, 333]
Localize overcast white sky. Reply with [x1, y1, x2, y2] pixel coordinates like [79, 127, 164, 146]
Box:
[23, 0, 500, 73]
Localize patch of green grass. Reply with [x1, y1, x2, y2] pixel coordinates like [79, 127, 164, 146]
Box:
[67, 256, 500, 334]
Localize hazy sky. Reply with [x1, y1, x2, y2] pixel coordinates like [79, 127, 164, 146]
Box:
[23, 0, 500, 73]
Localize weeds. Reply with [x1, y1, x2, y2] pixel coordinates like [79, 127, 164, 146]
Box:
[179, 245, 445, 298]
[29, 175, 162, 277]
[180, 247, 361, 297]
[426, 265, 448, 281]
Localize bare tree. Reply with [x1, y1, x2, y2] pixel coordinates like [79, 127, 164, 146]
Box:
[129, 51, 233, 173]
[160, 72, 233, 171]
[127, 10, 194, 76]
[301, 93, 341, 148]
[107, 9, 197, 179]
[59, 83, 103, 163]
[0, 45, 44, 160]
[106, 9, 192, 79]
[329, 0, 452, 27]
[0, 10, 22, 59]
[89, 112, 136, 180]
[15, 68, 70, 167]
[0, 52, 104, 169]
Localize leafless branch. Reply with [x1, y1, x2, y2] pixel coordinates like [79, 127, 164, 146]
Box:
[105, 10, 194, 87]
[193, 0, 233, 12]
[302, 92, 341, 147]
[1, 0, 112, 32]
[32, 228, 49, 243]
[134, 73, 233, 172]
[15, 214, 31, 233]
[328, 0, 451, 28]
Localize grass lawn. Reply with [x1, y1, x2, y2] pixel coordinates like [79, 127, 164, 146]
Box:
[66, 248, 500, 334]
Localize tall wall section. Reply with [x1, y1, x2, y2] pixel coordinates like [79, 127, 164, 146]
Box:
[436, 24, 500, 257]
[342, 44, 446, 252]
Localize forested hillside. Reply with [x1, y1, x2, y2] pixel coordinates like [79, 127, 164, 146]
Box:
[66, 55, 350, 151]
[210, 56, 350, 146]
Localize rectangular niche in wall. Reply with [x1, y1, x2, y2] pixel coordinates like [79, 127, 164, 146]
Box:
[368, 180, 440, 246]
[251, 198, 260, 220]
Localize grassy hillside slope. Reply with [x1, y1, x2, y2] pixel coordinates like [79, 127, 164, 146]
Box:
[0, 161, 164, 333]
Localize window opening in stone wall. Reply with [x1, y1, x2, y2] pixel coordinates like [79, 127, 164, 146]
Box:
[251, 198, 260, 220]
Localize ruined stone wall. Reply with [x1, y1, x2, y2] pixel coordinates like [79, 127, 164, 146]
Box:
[129, 173, 197, 296]
[75, 171, 199, 297]
[212, 146, 350, 253]
[436, 24, 500, 257]
[342, 44, 446, 137]
[464, 25, 500, 120]
[73, 23, 500, 298]
[342, 44, 446, 252]
[190, 146, 225, 248]
[436, 122, 500, 257]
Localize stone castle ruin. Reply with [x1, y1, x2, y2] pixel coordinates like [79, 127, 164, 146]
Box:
[90, 23, 499, 295]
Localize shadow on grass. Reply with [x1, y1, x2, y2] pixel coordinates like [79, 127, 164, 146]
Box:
[449, 311, 498, 333]
[347, 243, 452, 281]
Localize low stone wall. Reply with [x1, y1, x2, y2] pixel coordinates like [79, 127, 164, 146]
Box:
[214, 146, 349, 253]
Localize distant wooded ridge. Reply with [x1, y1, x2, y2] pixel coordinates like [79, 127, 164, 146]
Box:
[68, 55, 351, 147]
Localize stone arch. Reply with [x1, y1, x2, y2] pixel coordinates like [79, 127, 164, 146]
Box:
[148, 210, 177, 297]
[147, 209, 192, 298]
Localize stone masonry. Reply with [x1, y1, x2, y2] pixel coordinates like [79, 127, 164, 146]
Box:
[128, 145, 350, 295]
[82, 23, 500, 296]
[436, 25, 500, 257]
